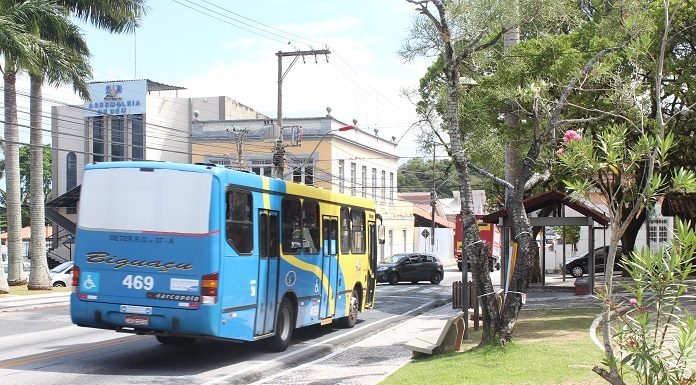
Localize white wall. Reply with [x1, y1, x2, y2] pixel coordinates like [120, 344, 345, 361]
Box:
[413, 227, 455, 263]
[145, 95, 191, 164]
[51, 105, 86, 196]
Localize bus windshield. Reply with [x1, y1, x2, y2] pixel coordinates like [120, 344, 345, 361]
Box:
[78, 167, 212, 234]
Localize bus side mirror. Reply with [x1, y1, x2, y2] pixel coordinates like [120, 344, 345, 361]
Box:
[377, 225, 386, 245]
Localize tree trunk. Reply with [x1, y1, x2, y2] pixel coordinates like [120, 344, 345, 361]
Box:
[28, 74, 51, 290]
[499, 195, 534, 342]
[599, 219, 624, 379]
[444, 64, 499, 345]
[4, 70, 27, 286]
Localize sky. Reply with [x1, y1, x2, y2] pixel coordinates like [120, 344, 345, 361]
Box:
[20, 0, 437, 162]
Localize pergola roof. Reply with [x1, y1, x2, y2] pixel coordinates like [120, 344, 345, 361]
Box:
[479, 190, 609, 227]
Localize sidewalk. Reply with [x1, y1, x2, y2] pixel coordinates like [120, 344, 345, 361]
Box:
[0, 291, 70, 312]
[255, 289, 600, 385]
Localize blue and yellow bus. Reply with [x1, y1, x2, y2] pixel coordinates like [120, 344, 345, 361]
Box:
[70, 161, 382, 351]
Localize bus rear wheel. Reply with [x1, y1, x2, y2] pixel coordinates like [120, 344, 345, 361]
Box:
[338, 288, 359, 328]
[266, 297, 295, 352]
[156, 336, 196, 345]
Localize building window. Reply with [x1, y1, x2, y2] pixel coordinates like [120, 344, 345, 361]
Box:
[290, 159, 313, 185]
[649, 218, 668, 244]
[305, 166, 314, 186]
[66, 152, 77, 214]
[89, 115, 143, 162]
[361, 166, 367, 198]
[389, 172, 394, 202]
[132, 115, 144, 160]
[388, 229, 393, 256]
[293, 166, 302, 183]
[350, 162, 356, 196]
[372, 168, 377, 199]
[111, 117, 125, 161]
[338, 160, 345, 193]
[92, 117, 104, 162]
[403, 229, 407, 252]
[66, 152, 77, 190]
[251, 159, 273, 176]
[381, 170, 386, 203]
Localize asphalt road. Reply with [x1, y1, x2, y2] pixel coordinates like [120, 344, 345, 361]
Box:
[0, 265, 472, 385]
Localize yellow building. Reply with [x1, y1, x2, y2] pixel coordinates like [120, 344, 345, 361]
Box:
[191, 113, 416, 260]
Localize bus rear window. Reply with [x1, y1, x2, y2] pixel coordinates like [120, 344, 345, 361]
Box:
[78, 168, 212, 234]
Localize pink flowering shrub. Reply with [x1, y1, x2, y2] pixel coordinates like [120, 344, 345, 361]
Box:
[563, 129, 582, 143]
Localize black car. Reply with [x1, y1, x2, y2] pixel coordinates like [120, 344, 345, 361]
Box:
[560, 246, 623, 278]
[376, 253, 444, 285]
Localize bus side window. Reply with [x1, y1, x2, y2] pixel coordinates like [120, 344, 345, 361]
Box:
[351, 209, 365, 254]
[303, 201, 320, 254]
[226, 189, 253, 254]
[340, 207, 351, 254]
[282, 198, 302, 254]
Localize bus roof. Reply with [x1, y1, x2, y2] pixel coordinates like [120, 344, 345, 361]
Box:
[84, 161, 376, 210]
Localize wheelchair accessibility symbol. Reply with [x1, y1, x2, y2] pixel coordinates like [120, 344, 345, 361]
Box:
[81, 272, 100, 293]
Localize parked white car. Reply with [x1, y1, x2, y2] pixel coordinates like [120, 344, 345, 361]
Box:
[50, 261, 74, 287]
[2, 261, 30, 274]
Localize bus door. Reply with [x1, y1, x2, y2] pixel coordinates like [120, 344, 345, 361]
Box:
[366, 221, 377, 307]
[321, 216, 338, 318]
[255, 210, 280, 336]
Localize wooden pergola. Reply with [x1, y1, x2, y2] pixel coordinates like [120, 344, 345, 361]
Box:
[480, 190, 609, 289]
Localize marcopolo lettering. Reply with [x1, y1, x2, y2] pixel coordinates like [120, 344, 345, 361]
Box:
[147, 292, 200, 302]
[85, 252, 193, 272]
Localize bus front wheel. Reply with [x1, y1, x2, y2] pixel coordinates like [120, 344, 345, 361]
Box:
[338, 288, 359, 328]
[266, 297, 295, 352]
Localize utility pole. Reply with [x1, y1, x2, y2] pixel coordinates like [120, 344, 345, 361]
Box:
[430, 141, 436, 253]
[274, 49, 331, 179]
[229, 126, 248, 170]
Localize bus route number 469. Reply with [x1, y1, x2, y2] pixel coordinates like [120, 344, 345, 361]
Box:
[122, 275, 154, 290]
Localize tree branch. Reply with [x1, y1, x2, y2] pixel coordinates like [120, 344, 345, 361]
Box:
[469, 162, 513, 190]
[543, 46, 623, 140]
[558, 116, 606, 125]
[524, 169, 551, 191]
[563, 102, 640, 130]
[406, 0, 444, 35]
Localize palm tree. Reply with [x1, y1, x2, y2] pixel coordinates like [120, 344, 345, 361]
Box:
[1, 0, 66, 288]
[24, 0, 145, 289]
[27, 14, 91, 290]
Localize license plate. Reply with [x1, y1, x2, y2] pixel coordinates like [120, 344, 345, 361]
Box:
[124, 314, 150, 326]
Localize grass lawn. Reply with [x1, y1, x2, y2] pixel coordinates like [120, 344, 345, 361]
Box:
[381, 308, 607, 385]
[3, 285, 71, 296]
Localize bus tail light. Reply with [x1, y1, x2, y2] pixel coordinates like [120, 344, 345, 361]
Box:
[71, 265, 81, 293]
[201, 272, 219, 304]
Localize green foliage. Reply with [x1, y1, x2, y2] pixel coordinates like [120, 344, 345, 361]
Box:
[382, 309, 606, 385]
[598, 220, 696, 385]
[554, 225, 580, 247]
[556, 124, 693, 210]
[0, 145, 52, 227]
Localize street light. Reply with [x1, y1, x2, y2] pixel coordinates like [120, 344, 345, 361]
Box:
[285, 125, 357, 180]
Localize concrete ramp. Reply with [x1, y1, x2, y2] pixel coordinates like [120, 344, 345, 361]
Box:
[404, 311, 465, 356]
